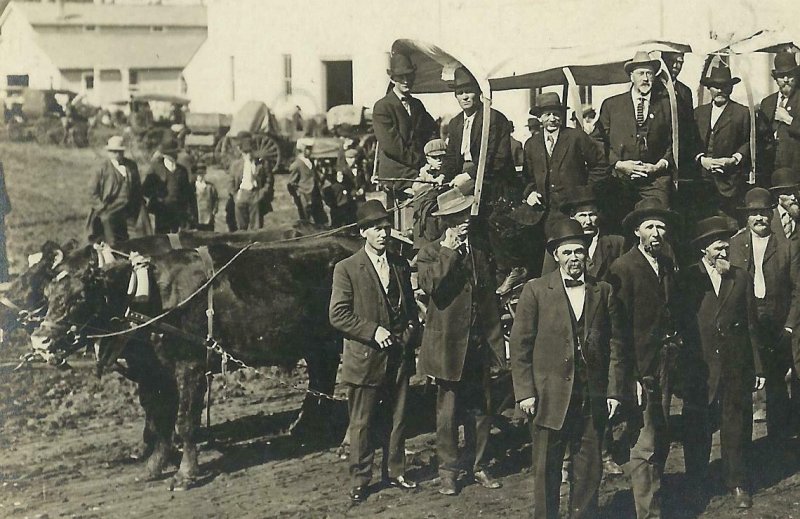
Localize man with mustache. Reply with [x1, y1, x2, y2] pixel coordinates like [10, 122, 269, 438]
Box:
[606, 198, 679, 519]
[729, 187, 800, 442]
[679, 216, 765, 510]
[757, 53, 800, 182]
[769, 168, 800, 244]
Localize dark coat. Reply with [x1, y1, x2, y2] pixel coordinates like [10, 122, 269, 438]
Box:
[287, 157, 319, 196]
[694, 100, 751, 198]
[757, 88, 800, 177]
[229, 156, 274, 200]
[86, 157, 149, 236]
[542, 233, 625, 280]
[142, 159, 193, 232]
[329, 248, 419, 387]
[676, 262, 763, 403]
[372, 91, 437, 180]
[417, 241, 505, 381]
[729, 230, 800, 331]
[521, 126, 607, 208]
[509, 271, 627, 430]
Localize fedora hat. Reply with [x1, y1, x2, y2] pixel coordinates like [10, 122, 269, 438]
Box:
[560, 186, 598, 215]
[738, 187, 776, 211]
[526, 117, 541, 130]
[432, 180, 475, 217]
[104, 135, 125, 151]
[700, 64, 741, 88]
[772, 52, 800, 77]
[622, 198, 678, 230]
[546, 218, 592, 252]
[769, 168, 800, 193]
[692, 216, 736, 247]
[530, 92, 564, 116]
[624, 51, 661, 75]
[356, 200, 391, 228]
[387, 53, 416, 77]
[452, 66, 480, 92]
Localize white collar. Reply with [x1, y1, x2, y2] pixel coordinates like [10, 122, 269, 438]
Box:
[711, 100, 729, 110]
[393, 88, 409, 102]
[750, 230, 770, 243]
[560, 270, 585, 285]
[631, 89, 652, 102]
[463, 110, 477, 122]
[637, 244, 660, 272]
[544, 128, 559, 139]
[701, 257, 721, 278]
[778, 204, 790, 218]
[364, 246, 387, 265]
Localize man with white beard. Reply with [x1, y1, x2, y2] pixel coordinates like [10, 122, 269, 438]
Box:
[679, 216, 765, 510]
[769, 168, 800, 244]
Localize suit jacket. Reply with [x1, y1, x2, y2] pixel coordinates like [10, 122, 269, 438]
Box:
[87, 157, 147, 231]
[694, 100, 751, 197]
[329, 248, 419, 387]
[417, 241, 505, 381]
[287, 157, 319, 197]
[511, 137, 524, 168]
[229, 156, 274, 200]
[606, 246, 677, 379]
[542, 233, 625, 280]
[729, 229, 800, 331]
[771, 207, 800, 245]
[142, 159, 193, 224]
[521, 127, 607, 208]
[676, 262, 763, 404]
[757, 88, 800, 177]
[509, 271, 627, 430]
[372, 90, 437, 180]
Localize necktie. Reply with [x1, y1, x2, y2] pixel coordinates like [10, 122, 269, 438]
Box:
[376, 256, 390, 290]
[754, 256, 766, 299]
[386, 266, 399, 305]
[783, 211, 794, 238]
[461, 115, 473, 160]
[401, 96, 411, 116]
[564, 278, 584, 288]
[774, 95, 787, 137]
[546, 134, 555, 157]
[636, 97, 645, 125]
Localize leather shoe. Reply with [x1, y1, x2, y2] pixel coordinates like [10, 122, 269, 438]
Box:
[731, 487, 752, 509]
[349, 485, 368, 503]
[473, 469, 502, 489]
[438, 474, 458, 495]
[385, 475, 418, 490]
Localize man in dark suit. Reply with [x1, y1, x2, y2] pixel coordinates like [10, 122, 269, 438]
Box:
[660, 51, 699, 173]
[510, 218, 627, 519]
[142, 137, 194, 234]
[694, 64, 751, 217]
[87, 136, 150, 245]
[769, 168, 800, 244]
[606, 198, 679, 519]
[329, 200, 420, 503]
[372, 53, 438, 181]
[757, 53, 800, 183]
[729, 187, 800, 441]
[228, 131, 274, 230]
[595, 52, 675, 219]
[679, 216, 765, 509]
[417, 181, 506, 496]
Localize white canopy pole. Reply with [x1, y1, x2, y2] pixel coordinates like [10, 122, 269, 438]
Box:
[740, 70, 757, 185]
[657, 57, 680, 189]
[562, 67, 583, 131]
[472, 92, 492, 216]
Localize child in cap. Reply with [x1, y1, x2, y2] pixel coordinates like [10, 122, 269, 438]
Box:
[412, 138, 448, 250]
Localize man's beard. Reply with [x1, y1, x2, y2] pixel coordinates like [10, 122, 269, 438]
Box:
[714, 258, 731, 276]
[643, 243, 663, 257]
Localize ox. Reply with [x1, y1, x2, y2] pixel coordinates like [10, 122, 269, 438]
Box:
[31, 236, 359, 488]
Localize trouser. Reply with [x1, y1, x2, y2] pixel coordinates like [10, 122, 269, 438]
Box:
[234, 189, 262, 230]
[530, 395, 602, 519]
[298, 191, 328, 226]
[346, 373, 410, 487]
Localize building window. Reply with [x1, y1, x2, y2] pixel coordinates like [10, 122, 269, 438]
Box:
[84, 74, 94, 90]
[151, 26, 164, 32]
[283, 54, 292, 96]
[84, 25, 96, 32]
[129, 70, 138, 85]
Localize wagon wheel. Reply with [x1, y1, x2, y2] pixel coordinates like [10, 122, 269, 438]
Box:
[217, 136, 238, 170]
[253, 134, 282, 172]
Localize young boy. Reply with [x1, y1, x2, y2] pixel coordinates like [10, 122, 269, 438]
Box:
[412, 138, 446, 250]
[193, 162, 218, 231]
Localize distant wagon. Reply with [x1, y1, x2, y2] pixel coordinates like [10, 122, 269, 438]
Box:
[6, 88, 89, 147]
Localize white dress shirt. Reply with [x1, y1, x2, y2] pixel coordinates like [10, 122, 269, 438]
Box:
[110, 159, 127, 179]
[544, 128, 560, 156]
[560, 271, 586, 320]
[751, 231, 769, 299]
[588, 234, 599, 262]
[461, 112, 477, 162]
[778, 204, 796, 236]
[631, 89, 651, 121]
[637, 245, 659, 276]
[365, 246, 390, 292]
[701, 257, 722, 296]
[394, 89, 411, 116]
[240, 154, 255, 191]
[710, 101, 727, 128]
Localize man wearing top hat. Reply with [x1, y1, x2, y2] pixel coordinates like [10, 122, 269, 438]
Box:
[87, 135, 150, 245]
[229, 130, 274, 230]
[757, 52, 800, 180]
[606, 198, 679, 519]
[416, 180, 506, 496]
[768, 167, 800, 244]
[329, 200, 421, 503]
[694, 63, 751, 218]
[142, 136, 193, 234]
[372, 53, 438, 182]
[729, 187, 800, 442]
[679, 216, 765, 509]
[595, 51, 675, 215]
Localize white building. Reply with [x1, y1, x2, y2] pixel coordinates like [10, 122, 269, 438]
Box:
[0, 0, 207, 106]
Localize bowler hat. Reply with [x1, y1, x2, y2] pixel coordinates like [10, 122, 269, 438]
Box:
[356, 200, 391, 228]
[387, 53, 416, 77]
[526, 117, 541, 129]
[546, 218, 592, 252]
[622, 198, 678, 230]
[560, 186, 598, 215]
[700, 64, 741, 88]
[424, 138, 447, 156]
[737, 187, 776, 211]
[624, 51, 661, 75]
[772, 52, 800, 77]
[769, 168, 800, 193]
[452, 67, 480, 92]
[530, 92, 564, 116]
[104, 135, 125, 151]
[692, 216, 736, 247]
[432, 181, 475, 217]
[159, 138, 179, 158]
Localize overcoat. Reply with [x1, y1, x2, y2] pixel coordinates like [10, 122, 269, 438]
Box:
[86, 157, 150, 236]
[372, 91, 437, 180]
[694, 100, 751, 198]
[757, 88, 800, 176]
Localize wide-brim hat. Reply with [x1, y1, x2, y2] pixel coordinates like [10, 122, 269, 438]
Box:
[700, 64, 741, 88]
[387, 53, 416, 77]
[772, 52, 800, 77]
[692, 216, 737, 247]
[769, 167, 800, 193]
[452, 66, 480, 92]
[560, 186, 598, 215]
[526, 117, 541, 129]
[622, 198, 678, 230]
[432, 179, 475, 217]
[530, 92, 564, 116]
[737, 187, 777, 211]
[356, 200, 391, 228]
[105, 135, 125, 151]
[546, 218, 592, 252]
[624, 50, 661, 75]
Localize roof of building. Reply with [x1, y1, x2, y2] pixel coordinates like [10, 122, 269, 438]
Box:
[7, 1, 206, 28]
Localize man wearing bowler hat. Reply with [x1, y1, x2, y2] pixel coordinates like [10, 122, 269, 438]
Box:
[229, 130, 274, 230]
[606, 198, 680, 519]
[768, 167, 800, 244]
[509, 218, 626, 519]
[694, 63, 751, 218]
[142, 136, 193, 233]
[329, 200, 421, 503]
[729, 187, 800, 442]
[679, 216, 765, 509]
[757, 52, 800, 180]
[417, 181, 506, 496]
[372, 53, 438, 181]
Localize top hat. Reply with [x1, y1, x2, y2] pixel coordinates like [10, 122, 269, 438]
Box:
[772, 52, 800, 77]
[387, 53, 416, 77]
[356, 200, 391, 228]
[700, 64, 741, 88]
[546, 218, 592, 252]
[432, 180, 475, 217]
[769, 168, 800, 193]
[692, 216, 736, 247]
[560, 186, 598, 215]
[452, 66, 480, 92]
[738, 187, 777, 211]
[624, 51, 661, 75]
[105, 135, 125, 151]
[622, 198, 678, 230]
[530, 92, 564, 116]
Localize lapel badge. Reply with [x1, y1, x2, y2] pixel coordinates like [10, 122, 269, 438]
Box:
[649, 113, 654, 119]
